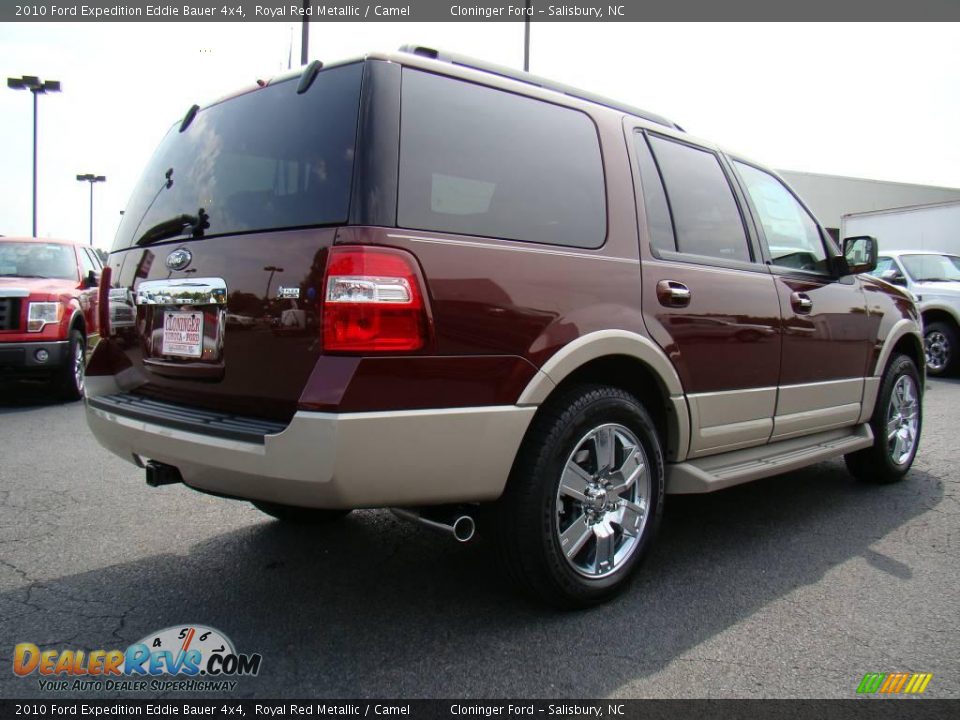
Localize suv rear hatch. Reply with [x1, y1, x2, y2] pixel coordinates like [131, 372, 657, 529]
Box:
[101, 61, 364, 423]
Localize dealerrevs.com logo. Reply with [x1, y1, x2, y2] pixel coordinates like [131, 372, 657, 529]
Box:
[13, 625, 262, 693]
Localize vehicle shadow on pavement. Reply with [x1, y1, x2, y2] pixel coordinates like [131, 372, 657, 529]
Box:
[0, 461, 945, 699]
[0, 383, 72, 411]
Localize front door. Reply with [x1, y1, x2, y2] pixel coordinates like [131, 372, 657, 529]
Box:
[730, 160, 873, 440]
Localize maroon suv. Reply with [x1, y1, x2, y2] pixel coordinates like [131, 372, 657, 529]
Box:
[85, 48, 924, 607]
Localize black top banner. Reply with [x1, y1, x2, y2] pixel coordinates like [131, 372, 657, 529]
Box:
[4, 0, 960, 22]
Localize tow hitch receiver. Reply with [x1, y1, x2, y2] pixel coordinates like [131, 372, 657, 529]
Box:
[145, 461, 183, 487]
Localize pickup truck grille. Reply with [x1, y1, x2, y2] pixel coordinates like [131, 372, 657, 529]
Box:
[0, 299, 21, 331]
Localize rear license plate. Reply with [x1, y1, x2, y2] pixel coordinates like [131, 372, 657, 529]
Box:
[161, 311, 204, 358]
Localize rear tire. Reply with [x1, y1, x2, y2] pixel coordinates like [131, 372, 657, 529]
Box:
[57, 329, 85, 402]
[844, 354, 922, 484]
[490, 385, 664, 609]
[251, 501, 352, 524]
[924, 321, 957, 376]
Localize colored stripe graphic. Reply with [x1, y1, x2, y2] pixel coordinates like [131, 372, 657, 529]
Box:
[857, 672, 932, 694]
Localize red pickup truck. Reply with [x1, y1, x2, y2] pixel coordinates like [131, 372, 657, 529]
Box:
[0, 237, 103, 400]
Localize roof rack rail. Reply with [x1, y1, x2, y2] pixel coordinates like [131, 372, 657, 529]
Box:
[398, 45, 682, 132]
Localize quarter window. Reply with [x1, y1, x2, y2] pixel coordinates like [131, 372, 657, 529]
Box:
[398, 70, 606, 248]
[647, 135, 751, 263]
[734, 161, 829, 274]
[633, 133, 675, 254]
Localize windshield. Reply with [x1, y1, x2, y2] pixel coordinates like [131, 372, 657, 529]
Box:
[0, 242, 78, 280]
[113, 62, 363, 250]
[900, 254, 960, 282]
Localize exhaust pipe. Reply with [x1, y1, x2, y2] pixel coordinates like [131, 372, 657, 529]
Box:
[145, 461, 183, 487]
[391, 508, 476, 543]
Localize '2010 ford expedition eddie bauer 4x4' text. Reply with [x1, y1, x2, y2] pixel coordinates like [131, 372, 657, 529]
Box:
[85, 48, 923, 607]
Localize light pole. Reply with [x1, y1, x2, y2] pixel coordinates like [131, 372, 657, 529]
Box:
[264, 265, 284, 299]
[301, 1, 310, 65]
[7, 75, 61, 237]
[76, 174, 106, 246]
[524, 0, 532, 71]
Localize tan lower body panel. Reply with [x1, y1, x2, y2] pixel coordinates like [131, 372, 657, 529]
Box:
[687, 387, 777, 457]
[85, 386, 536, 509]
[666, 424, 874, 494]
[771, 377, 864, 441]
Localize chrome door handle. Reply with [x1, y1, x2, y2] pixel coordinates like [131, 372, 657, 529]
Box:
[791, 292, 813, 313]
[656, 280, 691, 308]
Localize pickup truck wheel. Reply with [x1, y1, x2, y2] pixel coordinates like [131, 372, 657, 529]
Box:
[491, 385, 664, 609]
[251, 501, 351, 524]
[924, 321, 957, 376]
[57, 329, 86, 402]
[845, 354, 922, 484]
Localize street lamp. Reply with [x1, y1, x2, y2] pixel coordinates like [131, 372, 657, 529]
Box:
[7, 75, 61, 237]
[264, 265, 284, 299]
[76, 174, 107, 246]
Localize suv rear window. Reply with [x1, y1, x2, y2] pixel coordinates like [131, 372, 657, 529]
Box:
[398, 70, 606, 248]
[113, 63, 363, 250]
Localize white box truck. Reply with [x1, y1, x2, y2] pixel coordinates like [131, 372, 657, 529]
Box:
[842, 199, 960, 255]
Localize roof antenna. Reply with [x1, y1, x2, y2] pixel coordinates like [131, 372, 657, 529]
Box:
[297, 59, 324, 94]
[179, 104, 200, 133]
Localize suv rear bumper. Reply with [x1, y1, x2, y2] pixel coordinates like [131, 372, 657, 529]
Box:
[84, 378, 535, 509]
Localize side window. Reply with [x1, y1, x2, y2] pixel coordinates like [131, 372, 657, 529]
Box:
[870, 256, 894, 278]
[647, 135, 751, 263]
[633, 133, 675, 254]
[85, 248, 103, 271]
[398, 70, 606, 248]
[78, 247, 97, 277]
[733, 161, 829, 274]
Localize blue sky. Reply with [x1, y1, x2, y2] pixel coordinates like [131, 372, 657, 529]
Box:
[1, 22, 958, 249]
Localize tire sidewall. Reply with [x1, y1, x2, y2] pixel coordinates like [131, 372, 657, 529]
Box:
[924, 321, 956, 377]
[874, 355, 923, 475]
[534, 390, 664, 599]
[59, 329, 85, 401]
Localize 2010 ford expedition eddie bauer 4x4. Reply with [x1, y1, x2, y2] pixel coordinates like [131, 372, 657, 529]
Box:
[85, 47, 924, 607]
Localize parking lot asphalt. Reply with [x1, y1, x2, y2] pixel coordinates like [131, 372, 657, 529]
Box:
[1, 377, 958, 700]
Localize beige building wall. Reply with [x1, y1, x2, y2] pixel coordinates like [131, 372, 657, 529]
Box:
[778, 170, 960, 237]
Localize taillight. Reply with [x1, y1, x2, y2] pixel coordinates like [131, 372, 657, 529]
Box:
[322, 246, 429, 353]
[97, 265, 112, 338]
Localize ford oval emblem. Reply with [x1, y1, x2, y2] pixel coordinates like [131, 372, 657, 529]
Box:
[165, 247, 192, 272]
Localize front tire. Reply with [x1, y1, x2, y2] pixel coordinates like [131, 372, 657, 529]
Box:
[251, 501, 352, 524]
[845, 354, 922, 484]
[57, 329, 86, 402]
[490, 385, 664, 609]
[924, 321, 957, 376]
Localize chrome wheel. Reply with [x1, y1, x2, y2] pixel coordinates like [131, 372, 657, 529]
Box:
[73, 339, 85, 395]
[924, 330, 950, 373]
[886, 375, 919, 465]
[555, 423, 651, 579]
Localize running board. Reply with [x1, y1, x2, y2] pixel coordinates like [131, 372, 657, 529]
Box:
[666, 424, 874, 494]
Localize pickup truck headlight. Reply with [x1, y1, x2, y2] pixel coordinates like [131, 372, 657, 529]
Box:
[27, 301, 62, 332]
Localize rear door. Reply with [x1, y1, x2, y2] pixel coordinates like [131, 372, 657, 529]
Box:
[729, 160, 873, 440]
[631, 128, 782, 458]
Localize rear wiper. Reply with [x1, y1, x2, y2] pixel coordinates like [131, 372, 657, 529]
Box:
[135, 208, 210, 246]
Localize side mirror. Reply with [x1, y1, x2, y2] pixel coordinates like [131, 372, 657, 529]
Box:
[85, 269, 100, 288]
[841, 235, 878, 275]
